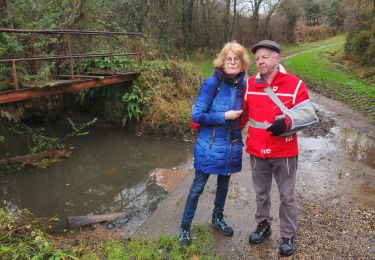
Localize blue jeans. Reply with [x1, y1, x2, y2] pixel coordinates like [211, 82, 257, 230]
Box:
[181, 170, 230, 224]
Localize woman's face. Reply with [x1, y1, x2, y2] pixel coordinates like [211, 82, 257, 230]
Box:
[223, 50, 242, 77]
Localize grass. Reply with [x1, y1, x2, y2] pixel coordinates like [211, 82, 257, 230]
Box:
[184, 58, 214, 79]
[283, 41, 375, 123]
[190, 34, 375, 123]
[281, 34, 346, 54]
[0, 208, 217, 259]
[187, 34, 347, 78]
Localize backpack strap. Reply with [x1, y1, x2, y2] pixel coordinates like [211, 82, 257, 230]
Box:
[208, 79, 221, 108]
[213, 79, 221, 99]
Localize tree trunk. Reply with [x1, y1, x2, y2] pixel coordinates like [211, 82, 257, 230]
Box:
[137, 0, 150, 32]
[262, 0, 282, 38]
[158, 0, 169, 50]
[182, 0, 195, 54]
[62, 0, 86, 28]
[29, 0, 40, 20]
[250, 0, 262, 41]
[0, 149, 71, 167]
[223, 0, 231, 42]
[230, 0, 237, 40]
[372, 0, 375, 40]
[0, 0, 7, 27]
[200, 0, 210, 47]
[0, 0, 6, 15]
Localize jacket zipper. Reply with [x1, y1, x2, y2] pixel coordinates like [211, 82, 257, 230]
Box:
[229, 85, 240, 174]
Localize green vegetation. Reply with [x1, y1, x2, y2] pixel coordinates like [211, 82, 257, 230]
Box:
[135, 59, 201, 137]
[187, 35, 347, 80]
[186, 59, 215, 79]
[191, 35, 374, 124]
[6, 118, 97, 154]
[0, 208, 216, 260]
[281, 34, 345, 54]
[284, 42, 375, 123]
[345, 30, 375, 66]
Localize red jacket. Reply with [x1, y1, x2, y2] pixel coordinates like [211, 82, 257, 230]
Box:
[240, 65, 310, 158]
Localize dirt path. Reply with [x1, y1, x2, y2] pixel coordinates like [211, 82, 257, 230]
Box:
[133, 91, 375, 259]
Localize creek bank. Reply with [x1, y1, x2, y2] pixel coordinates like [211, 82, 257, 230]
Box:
[133, 90, 375, 259]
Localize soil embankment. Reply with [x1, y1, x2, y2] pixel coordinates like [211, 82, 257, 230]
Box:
[133, 91, 375, 259]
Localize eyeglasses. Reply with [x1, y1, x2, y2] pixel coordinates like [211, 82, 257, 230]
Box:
[224, 57, 242, 64]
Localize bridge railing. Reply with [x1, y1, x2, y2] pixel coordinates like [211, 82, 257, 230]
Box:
[0, 29, 144, 91]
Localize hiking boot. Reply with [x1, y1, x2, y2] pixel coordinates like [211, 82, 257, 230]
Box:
[211, 213, 234, 236]
[280, 236, 295, 256]
[179, 223, 191, 246]
[249, 219, 271, 244]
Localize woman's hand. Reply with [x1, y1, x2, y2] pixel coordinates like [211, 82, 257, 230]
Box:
[224, 110, 243, 120]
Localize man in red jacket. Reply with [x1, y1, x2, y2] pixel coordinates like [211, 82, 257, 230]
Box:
[240, 40, 318, 256]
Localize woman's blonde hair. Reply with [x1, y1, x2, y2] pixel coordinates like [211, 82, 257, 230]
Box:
[213, 41, 250, 71]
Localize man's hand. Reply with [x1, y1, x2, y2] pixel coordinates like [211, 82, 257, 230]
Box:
[266, 117, 291, 136]
[225, 110, 243, 120]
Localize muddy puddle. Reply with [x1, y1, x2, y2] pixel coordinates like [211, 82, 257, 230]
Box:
[298, 104, 375, 208]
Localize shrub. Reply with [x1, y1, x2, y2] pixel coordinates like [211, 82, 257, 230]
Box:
[137, 59, 201, 137]
[362, 40, 375, 66]
[345, 30, 371, 63]
[295, 22, 336, 42]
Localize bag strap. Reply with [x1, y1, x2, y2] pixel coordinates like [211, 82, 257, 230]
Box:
[264, 86, 289, 114]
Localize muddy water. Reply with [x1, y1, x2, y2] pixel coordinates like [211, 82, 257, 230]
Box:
[0, 127, 193, 232]
[297, 105, 375, 207]
[332, 127, 375, 168]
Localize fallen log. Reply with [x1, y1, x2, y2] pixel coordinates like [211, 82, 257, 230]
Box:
[0, 149, 71, 167]
[68, 212, 126, 228]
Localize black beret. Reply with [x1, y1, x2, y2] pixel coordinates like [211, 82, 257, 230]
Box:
[251, 40, 281, 54]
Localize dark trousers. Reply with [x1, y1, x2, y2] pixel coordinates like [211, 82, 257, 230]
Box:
[181, 170, 230, 224]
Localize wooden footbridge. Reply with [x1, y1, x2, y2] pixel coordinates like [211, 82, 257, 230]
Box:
[0, 29, 143, 104]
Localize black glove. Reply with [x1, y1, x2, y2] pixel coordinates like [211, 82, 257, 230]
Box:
[266, 118, 286, 136]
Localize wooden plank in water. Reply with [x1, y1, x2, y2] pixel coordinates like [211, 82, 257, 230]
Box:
[68, 212, 126, 228]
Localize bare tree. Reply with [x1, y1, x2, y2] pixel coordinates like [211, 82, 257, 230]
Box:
[262, 0, 282, 37]
[230, 0, 238, 39]
[182, 0, 196, 54]
[246, 0, 282, 40]
[223, 0, 231, 41]
[200, 0, 210, 47]
[249, 0, 263, 38]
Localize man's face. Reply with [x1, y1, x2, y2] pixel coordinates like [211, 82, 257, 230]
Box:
[254, 48, 280, 78]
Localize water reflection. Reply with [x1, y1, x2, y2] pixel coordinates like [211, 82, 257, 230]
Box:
[332, 127, 375, 168]
[0, 128, 192, 231]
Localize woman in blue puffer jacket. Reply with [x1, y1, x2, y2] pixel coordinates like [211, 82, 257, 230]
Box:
[179, 41, 250, 245]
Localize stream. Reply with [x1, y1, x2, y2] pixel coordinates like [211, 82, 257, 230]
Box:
[0, 124, 193, 232]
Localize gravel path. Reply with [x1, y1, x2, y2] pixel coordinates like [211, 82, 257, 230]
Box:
[133, 91, 375, 259]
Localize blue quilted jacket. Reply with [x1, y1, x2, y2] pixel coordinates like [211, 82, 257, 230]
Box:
[192, 69, 245, 175]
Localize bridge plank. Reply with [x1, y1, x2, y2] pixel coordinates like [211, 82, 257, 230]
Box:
[0, 73, 139, 104]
